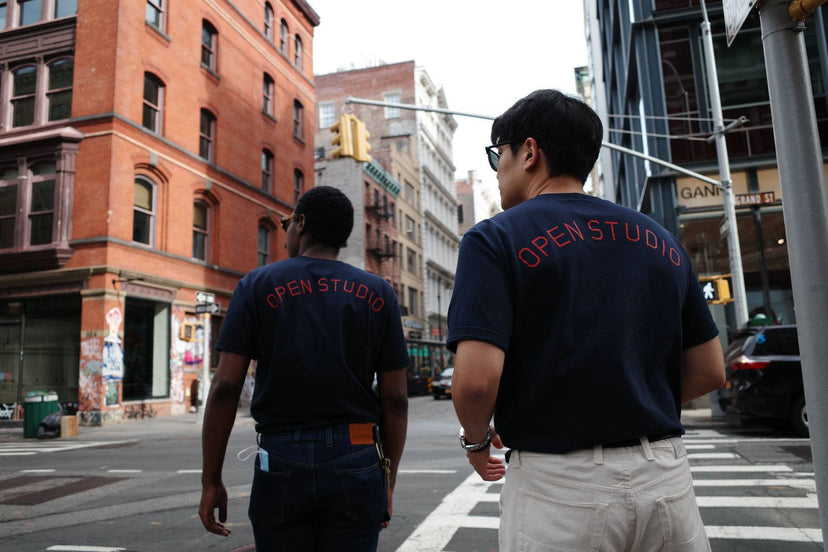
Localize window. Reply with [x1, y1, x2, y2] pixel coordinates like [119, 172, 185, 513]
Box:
[279, 19, 288, 54]
[263, 73, 274, 115]
[54, 0, 76, 18]
[258, 225, 270, 266]
[384, 92, 400, 118]
[199, 109, 215, 161]
[145, 0, 164, 30]
[404, 181, 415, 203]
[28, 163, 55, 246]
[11, 66, 36, 127]
[405, 215, 415, 241]
[408, 287, 419, 317]
[133, 177, 155, 246]
[0, 2, 6, 29]
[319, 101, 335, 129]
[293, 169, 303, 203]
[201, 20, 218, 72]
[293, 100, 303, 140]
[142, 73, 163, 133]
[0, 167, 16, 249]
[263, 2, 273, 40]
[47, 58, 72, 121]
[17, 0, 41, 26]
[193, 201, 208, 260]
[262, 149, 273, 192]
[407, 247, 417, 273]
[294, 35, 302, 69]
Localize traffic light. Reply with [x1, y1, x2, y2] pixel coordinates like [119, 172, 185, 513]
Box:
[330, 114, 354, 158]
[699, 275, 733, 305]
[353, 118, 372, 162]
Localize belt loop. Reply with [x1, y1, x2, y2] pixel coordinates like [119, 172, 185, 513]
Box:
[640, 436, 655, 461]
[292, 429, 301, 447]
[593, 445, 604, 465]
[325, 426, 333, 447]
[670, 436, 686, 459]
[511, 450, 521, 468]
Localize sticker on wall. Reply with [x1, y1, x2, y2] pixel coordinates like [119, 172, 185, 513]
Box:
[103, 307, 125, 381]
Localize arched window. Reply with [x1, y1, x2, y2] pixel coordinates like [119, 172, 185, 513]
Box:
[257, 224, 270, 266]
[11, 65, 37, 127]
[262, 149, 273, 193]
[201, 20, 218, 72]
[47, 58, 73, 121]
[293, 100, 303, 139]
[263, 73, 274, 115]
[193, 201, 209, 260]
[142, 73, 164, 133]
[293, 169, 304, 204]
[133, 177, 156, 246]
[279, 19, 288, 54]
[199, 108, 216, 161]
[263, 2, 274, 40]
[294, 35, 303, 70]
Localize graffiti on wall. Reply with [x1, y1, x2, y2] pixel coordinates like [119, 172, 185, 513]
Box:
[103, 308, 124, 381]
[171, 311, 203, 406]
[79, 335, 103, 415]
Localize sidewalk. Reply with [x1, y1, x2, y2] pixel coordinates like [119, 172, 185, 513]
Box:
[0, 410, 256, 443]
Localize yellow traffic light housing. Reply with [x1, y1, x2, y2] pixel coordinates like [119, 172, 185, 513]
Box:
[330, 114, 355, 158]
[699, 274, 733, 305]
[353, 118, 372, 162]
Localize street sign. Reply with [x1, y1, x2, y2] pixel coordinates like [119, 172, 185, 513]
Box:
[723, 0, 758, 46]
[195, 302, 220, 314]
[195, 291, 215, 304]
[735, 191, 776, 207]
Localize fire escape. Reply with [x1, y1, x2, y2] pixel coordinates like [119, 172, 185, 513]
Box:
[365, 193, 398, 285]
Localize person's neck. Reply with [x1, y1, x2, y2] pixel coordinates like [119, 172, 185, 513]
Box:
[297, 243, 339, 260]
[528, 174, 585, 199]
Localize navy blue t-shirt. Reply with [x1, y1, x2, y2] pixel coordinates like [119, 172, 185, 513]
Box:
[447, 194, 718, 453]
[216, 256, 410, 433]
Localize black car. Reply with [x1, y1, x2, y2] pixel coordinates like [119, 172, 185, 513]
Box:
[431, 367, 453, 400]
[718, 325, 808, 436]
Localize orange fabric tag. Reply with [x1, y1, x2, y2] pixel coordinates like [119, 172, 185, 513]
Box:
[349, 423, 374, 445]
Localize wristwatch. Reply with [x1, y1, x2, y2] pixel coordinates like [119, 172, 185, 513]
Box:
[459, 426, 492, 452]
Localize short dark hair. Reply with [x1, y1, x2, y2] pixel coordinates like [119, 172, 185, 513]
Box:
[491, 89, 603, 184]
[294, 186, 354, 249]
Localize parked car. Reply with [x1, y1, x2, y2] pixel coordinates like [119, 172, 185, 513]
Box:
[718, 325, 808, 436]
[432, 367, 453, 400]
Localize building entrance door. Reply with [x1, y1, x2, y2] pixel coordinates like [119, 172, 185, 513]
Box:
[0, 317, 23, 419]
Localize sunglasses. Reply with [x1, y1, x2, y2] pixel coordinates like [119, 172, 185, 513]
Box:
[280, 214, 295, 232]
[484, 140, 520, 172]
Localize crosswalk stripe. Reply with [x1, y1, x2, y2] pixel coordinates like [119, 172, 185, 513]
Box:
[697, 495, 818, 508]
[693, 479, 815, 490]
[688, 452, 739, 459]
[705, 526, 822, 542]
[691, 465, 792, 473]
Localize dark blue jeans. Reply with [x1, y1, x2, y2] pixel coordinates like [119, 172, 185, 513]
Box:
[249, 425, 387, 552]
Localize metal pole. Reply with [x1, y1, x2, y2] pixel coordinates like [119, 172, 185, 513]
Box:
[198, 313, 211, 425]
[700, 0, 749, 329]
[761, 1, 828, 547]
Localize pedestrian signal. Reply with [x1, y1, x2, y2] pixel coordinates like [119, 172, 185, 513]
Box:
[699, 275, 732, 305]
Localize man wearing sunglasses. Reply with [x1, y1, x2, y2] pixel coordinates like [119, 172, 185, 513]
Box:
[200, 186, 409, 551]
[448, 90, 724, 551]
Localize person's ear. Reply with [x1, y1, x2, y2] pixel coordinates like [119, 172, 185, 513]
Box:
[523, 137, 540, 171]
[296, 213, 307, 235]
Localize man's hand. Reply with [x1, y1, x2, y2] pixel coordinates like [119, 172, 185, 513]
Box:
[467, 429, 506, 481]
[199, 482, 231, 536]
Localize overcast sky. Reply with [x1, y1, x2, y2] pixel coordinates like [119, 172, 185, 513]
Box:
[309, 1, 589, 211]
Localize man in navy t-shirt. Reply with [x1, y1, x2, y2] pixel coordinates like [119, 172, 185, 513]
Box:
[448, 90, 725, 551]
[199, 187, 409, 552]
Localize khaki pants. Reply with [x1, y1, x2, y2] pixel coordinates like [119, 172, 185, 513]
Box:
[500, 436, 710, 552]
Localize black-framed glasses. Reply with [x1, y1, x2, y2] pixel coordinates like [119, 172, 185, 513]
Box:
[484, 140, 519, 172]
[280, 214, 295, 232]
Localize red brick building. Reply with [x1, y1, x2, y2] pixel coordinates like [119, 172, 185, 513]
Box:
[0, 0, 318, 425]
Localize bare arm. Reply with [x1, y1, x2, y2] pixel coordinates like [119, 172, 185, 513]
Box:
[451, 340, 507, 481]
[199, 351, 249, 536]
[681, 336, 725, 405]
[377, 367, 408, 526]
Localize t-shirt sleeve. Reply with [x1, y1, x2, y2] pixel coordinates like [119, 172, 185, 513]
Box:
[681, 265, 720, 349]
[215, 277, 258, 359]
[377, 288, 410, 372]
[447, 227, 513, 353]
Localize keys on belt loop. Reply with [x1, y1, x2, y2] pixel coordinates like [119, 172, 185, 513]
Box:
[372, 424, 392, 488]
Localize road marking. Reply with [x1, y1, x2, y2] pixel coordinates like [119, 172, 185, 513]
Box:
[21, 469, 56, 473]
[0, 452, 35, 456]
[398, 469, 457, 474]
[176, 469, 202, 474]
[696, 495, 818, 508]
[106, 470, 142, 473]
[706, 526, 822, 542]
[688, 452, 739, 459]
[0, 441, 132, 455]
[47, 546, 127, 551]
[693, 479, 816, 491]
[691, 465, 792, 473]
[684, 444, 715, 450]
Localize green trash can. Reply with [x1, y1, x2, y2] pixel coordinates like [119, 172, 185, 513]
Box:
[23, 391, 60, 438]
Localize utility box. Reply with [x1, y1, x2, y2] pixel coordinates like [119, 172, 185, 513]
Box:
[23, 392, 60, 438]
